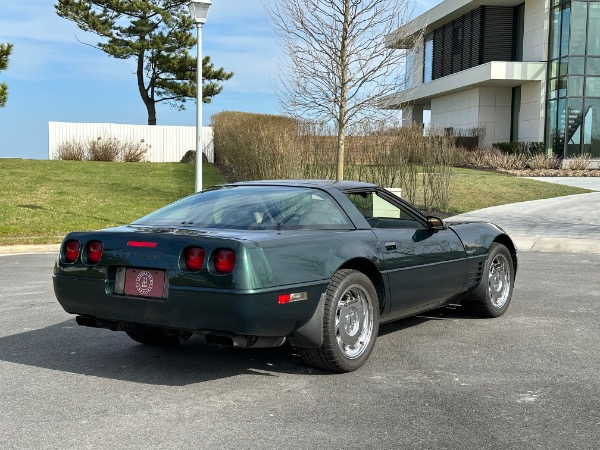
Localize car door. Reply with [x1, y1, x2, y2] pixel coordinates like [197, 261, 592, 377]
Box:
[345, 189, 468, 318]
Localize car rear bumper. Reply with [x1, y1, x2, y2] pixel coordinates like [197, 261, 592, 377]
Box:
[53, 275, 327, 337]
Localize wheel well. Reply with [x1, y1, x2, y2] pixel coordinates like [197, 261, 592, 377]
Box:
[493, 234, 518, 275]
[339, 258, 386, 313]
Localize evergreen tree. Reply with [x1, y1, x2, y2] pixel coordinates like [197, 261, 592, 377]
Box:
[0, 42, 13, 108]
[56, 0, 232, 125]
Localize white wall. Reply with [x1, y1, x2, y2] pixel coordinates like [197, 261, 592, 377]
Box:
[519, 82, 545, 143]
[430, 87, 512, 145]
[523, 0, 549, 62]
[48, 122, 214, 163]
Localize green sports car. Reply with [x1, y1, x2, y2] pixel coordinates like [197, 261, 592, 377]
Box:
[53, 180, 517, 372]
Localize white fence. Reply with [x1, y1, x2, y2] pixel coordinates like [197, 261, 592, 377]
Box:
[48, 122, 214, 163]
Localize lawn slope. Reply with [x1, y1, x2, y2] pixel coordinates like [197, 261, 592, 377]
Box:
[0, 160, 590, 245]
[0, 159, 224, 245]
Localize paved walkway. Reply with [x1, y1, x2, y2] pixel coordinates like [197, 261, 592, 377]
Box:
[449, 177, 600, 253]
[2, 178, 599, 255]
[524, 177, 600, 191]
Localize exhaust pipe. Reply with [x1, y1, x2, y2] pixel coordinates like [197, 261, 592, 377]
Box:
[75, 316, 98, 328]
[204, 334, 285, 348]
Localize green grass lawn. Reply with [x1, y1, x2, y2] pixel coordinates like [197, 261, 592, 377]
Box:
[445, 167, 591, 214]
[0, 159, 225, 245]
[0, 160, 590, 245]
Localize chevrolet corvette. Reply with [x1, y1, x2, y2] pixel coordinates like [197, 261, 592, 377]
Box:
[53, 180, 517, 372]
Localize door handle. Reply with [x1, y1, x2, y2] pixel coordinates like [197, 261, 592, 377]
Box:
[384, 241, 397, 250]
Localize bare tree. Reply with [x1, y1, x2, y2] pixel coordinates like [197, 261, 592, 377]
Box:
[269, 0, 415, 180]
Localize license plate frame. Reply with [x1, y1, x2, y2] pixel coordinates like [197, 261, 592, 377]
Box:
[123, 268, 166, 299]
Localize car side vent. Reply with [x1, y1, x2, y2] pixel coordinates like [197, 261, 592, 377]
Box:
[466, 260, 485, 287]
[475, 261, 484, 283]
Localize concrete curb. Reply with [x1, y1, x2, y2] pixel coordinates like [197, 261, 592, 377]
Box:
[0, 244, 60, 256]
[511, 237, 600, 254]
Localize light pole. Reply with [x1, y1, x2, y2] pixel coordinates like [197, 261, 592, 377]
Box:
[188, 0, 212, 192]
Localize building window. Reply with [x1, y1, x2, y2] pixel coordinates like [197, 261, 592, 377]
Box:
[584, 99, 600, 158]
[423, 33, 433, 83]
[546, 0, 600, 158]
[589, 3, 600, 56]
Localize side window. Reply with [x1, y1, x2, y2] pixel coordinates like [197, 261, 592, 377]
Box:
[346, 192, 423, 229]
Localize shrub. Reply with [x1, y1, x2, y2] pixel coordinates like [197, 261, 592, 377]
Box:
[528, 154, 559, 170]
[55, 140, 86, 161]
[485, 149, 527, 170]
[88, 137, 121, 161]
[457, 147, 527, 170]
[213, 111, 302, 181]
[121, 140, 149, 162]
[493, 141, 525, 155]
[55, 137, 150, 162]
[212, 112, 455, 211]
[564, 153, 591, 170]
[492, 141, 545, 156]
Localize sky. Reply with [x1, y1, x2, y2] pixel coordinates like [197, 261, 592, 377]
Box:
[0, 0, 438, 160]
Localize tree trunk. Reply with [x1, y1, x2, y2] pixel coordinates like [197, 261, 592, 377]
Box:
[146, 104, 157, 125]
[336, 0, 351, 181]
[135, 50, 156, 125]
[336, 123, 346, 181]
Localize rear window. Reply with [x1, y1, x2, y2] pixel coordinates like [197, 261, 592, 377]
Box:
[132, 186, 353, 230]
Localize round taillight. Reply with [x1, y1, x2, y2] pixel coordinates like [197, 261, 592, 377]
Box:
[64, 240, 80, 263]
[87, 241, 103, 265]
[214, 249, 236, 274]
[185, 247, 205, 272]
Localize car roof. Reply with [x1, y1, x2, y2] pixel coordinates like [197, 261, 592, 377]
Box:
[220, 179, 379, 191]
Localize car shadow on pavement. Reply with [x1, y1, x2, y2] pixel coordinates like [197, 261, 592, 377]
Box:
[0, 319, 316, 385]
[0, 305, 475, 384]
[378, 304, 475, 337]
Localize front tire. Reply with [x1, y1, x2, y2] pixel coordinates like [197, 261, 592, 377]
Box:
[125, 329, 192, 346]
[298, 269, 379, 372]
[462, 242, 514, 318]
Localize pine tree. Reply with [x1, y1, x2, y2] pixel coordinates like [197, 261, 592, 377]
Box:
[56, 0, 232, 125]
[0, 42, 13, 108]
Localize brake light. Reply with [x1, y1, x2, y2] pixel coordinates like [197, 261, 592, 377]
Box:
[214, 249, 236, 274]
[87, 241, 103, 265]
[64, 240, 80, 263]
[127, 241, 158, 248]
[185, 247, 205, 271]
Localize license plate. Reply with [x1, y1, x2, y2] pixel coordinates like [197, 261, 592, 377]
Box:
[123, 268, 166, 298]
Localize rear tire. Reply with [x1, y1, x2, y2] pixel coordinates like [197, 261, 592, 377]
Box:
[462, 243, 514, 318]
[298, 269, 379, 372]
[125, 329, 192, 346]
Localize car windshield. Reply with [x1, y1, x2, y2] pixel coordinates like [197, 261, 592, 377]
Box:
[132, 185, 353, 230]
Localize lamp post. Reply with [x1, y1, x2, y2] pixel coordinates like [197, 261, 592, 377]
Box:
[188, 0, 212, 192]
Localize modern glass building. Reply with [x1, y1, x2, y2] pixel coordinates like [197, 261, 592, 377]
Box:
[546, 0, 600, 158]
[384, 0, 600, 161]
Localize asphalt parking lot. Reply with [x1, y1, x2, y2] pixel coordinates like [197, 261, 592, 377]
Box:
[0, 251, 598, 449]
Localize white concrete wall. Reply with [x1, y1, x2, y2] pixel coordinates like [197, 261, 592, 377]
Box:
[478, 87, 512, 145]
[431, 88, 479, 131]
[402, 104, 424, 127]
[523, 0, 549, 62]
[519, 82, 545, 143]
[430, 87, 511, 145]
[410, 40, 424, 88]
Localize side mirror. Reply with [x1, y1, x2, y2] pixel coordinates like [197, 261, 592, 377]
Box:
[427, 216, 446, 231]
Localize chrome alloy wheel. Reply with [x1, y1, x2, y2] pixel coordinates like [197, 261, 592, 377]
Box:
[488, 253, 511, 309]
[335, 284, 374, 359]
